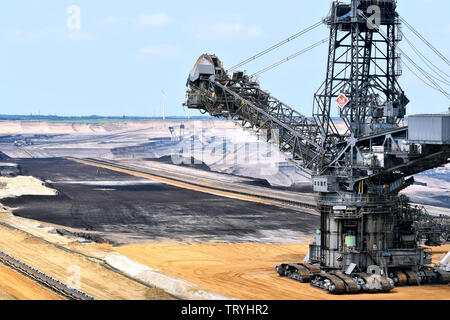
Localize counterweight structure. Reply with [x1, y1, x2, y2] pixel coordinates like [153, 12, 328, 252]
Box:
[184, 0, 450, 294]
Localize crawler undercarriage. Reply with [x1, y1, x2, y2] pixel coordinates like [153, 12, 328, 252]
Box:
[276, 263, 449, 294]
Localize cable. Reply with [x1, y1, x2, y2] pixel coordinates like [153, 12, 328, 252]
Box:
[399, 15, 450, 66]
[402, 54, 450, 99]
[403, 34, 450, 79]
[229, 20, 323, 71]
[399, 43, 450, 99]
[402, 61, 448, 93]
[397, 44, 450, 99]
[252, 37, 329, 77]
[360, 11, 450, 100]
[403, 34, 450, 86]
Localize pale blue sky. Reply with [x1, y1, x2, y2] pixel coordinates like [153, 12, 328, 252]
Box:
[0, 0, 449, 117]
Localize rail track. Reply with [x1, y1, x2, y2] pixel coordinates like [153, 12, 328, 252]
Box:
[0, 250, 94, 300]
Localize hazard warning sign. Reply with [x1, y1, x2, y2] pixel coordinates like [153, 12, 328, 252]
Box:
[336, 93, 349, 109]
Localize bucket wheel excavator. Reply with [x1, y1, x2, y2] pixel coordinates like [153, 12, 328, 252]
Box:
[184, 0, 450, 294]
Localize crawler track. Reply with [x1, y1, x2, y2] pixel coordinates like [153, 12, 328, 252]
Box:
[0, 251, 94, 300]
[278, 262, 450, 294]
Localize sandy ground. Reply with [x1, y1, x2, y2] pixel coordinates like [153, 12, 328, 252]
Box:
[0, 223, 173, 300]
[2, 202, 447, 300]
[0, 120, 195, 135]
[113, 242, 450, 300]
[0, 176, 56, 199]
[0, 194, 448, 300]
[0, 264, 61, 300]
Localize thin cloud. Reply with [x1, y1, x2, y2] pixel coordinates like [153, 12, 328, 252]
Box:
[191, 20, 264, 39]
[139, 44, 179, 59]
[101, 16, 129, 25]
[5, 27, 94, 42]
[416, 0, 441, 3]
[99, 13, 172, 28]
[140, 13, 172, 26]
[67, 30, 95, 42]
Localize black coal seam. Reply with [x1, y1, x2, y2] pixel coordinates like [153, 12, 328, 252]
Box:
[79, 158, 317, 211]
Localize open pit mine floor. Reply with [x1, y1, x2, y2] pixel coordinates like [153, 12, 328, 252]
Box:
[0, 156, 448, 300]
[0, 220, 448, 300]
[1, 158, 319, 244]
[71, 157, 317, 210]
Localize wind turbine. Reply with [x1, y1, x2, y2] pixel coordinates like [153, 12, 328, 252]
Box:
[161, 89, 167, 121]
[183, 104, 191, 120]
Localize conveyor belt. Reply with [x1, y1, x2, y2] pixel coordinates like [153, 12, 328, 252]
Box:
[0, 251, 94, 300]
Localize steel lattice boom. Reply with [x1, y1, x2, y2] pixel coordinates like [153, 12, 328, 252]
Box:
[185, 55, 323, 175]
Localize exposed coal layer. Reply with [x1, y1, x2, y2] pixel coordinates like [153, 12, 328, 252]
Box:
[0, 152, 10, 160]
[1, 158, 319, 244]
